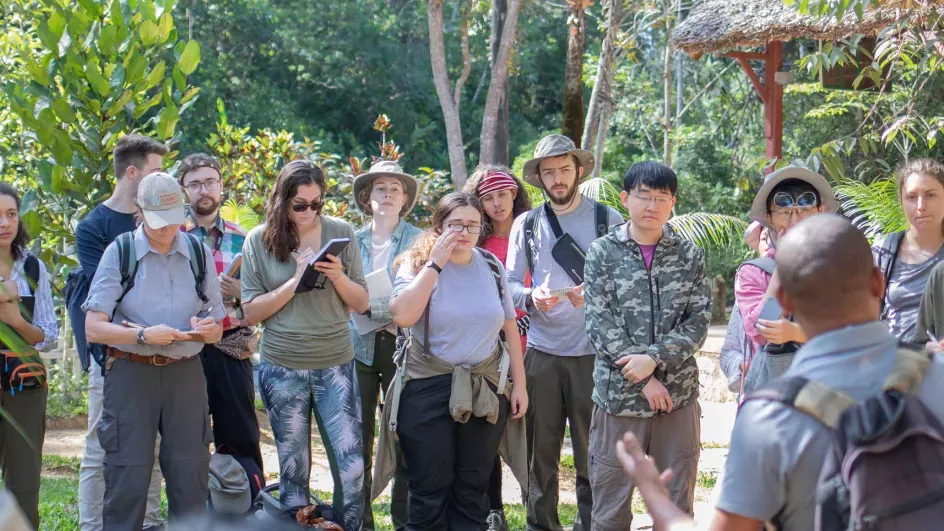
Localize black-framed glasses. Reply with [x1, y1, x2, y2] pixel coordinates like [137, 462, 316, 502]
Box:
[445, 223, 482, 234]
[183, 179, 221, 193]
[291, 199, 325, 213]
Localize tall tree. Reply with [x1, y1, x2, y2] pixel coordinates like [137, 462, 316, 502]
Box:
[428, 0, 472, 186]
[582, 0, 624, 177]
[486, 0, 511, 165]
[479, 0, 522, 166]
[561, 0, 591, 146]
[661, 0, 675, 167]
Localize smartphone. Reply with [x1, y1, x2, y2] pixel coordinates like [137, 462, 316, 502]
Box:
[757, 297, 784, 322]
[224, 254, 242, 277]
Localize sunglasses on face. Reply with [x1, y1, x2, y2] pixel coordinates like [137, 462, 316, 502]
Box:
[291, 199, 325, 213]
[771, 191, 818, 209]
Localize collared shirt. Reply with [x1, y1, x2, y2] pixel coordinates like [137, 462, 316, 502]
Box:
[5, 253, 59, 352]
[182, 212, 248, 330]
[83, 226, 226, 359]
[348, 220, 422, 366]
[716, 320, 944, 530]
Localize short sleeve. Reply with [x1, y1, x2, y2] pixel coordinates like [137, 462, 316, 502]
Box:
[82, 242, 125, 317]
[240, 231, 266, 305]
[199, 242, 226, 321]
[391, 263, 417, 299]
[30, 258, 59, 352]
[606, 206, 624, 226]
[499, 265, 516, 320]
[343, 225, 367, 289]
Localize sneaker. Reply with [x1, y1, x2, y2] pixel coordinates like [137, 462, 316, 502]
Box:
[486, 509, 509, 531]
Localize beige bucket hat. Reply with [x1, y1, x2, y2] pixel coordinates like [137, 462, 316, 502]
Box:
[748, 166, 839, 228]
[521, 134, 595, 189]
[351, 160, 420, 216]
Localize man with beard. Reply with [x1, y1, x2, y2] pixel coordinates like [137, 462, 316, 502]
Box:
[179, 153, 263, 474]
[506, 134, 623, 531]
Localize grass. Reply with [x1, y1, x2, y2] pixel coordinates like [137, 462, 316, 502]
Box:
[701, 440, 730, 450]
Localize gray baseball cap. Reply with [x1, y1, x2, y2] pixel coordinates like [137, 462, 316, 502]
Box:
[136, 172, 186, 229]
[208, 453, 251, 514]
[521, 134, 595, 189]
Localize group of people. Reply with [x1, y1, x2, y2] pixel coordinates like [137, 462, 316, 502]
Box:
[0, 126, 942, 531]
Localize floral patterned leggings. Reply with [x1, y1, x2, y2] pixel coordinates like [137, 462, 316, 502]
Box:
[260, 359, 364, 530]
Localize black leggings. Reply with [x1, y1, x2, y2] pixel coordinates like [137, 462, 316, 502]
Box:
[488, 456, 503, 511]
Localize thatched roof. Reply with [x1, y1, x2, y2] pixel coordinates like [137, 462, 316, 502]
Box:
[672, 0, 920, 54]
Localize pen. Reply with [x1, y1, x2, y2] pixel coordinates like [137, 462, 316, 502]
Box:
[930, 331, 939, 344]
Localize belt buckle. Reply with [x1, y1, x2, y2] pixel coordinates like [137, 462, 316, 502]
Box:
[151, 355, 170, 367]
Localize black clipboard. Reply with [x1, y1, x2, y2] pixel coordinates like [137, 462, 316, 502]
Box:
[295, 238, 351, 294]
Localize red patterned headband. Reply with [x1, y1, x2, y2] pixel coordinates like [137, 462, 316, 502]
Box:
[477, 171, 518, 198]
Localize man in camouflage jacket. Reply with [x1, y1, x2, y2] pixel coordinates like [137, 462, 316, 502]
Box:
[583, 161, 711, 531]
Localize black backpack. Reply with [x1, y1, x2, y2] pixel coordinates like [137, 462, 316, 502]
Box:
[875, 231, 905, 320]
[743, 346, 944, 530]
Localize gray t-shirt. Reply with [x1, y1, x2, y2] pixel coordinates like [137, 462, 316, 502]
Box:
[716, 321, 944, 530]
[880, 244, 944, 341]
[506, 195, 623, 357]
[392, 251, 516, 366]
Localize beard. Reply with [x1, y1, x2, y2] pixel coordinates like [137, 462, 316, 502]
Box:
[193, 196, 220, 216]
[547, 182, 579, 206]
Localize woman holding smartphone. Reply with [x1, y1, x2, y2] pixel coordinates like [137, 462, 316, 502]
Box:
[385, 192, 528, 531]
[241, 160, 369, 530]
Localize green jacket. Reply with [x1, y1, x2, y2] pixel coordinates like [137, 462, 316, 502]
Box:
[584, 222, 711, 418]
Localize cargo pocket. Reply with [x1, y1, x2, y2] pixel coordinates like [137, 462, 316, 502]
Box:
[98, 411, 119, 454]
[202, 405, 213, 446]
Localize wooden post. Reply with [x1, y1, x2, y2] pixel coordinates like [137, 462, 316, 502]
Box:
[724, 40, 785, 173]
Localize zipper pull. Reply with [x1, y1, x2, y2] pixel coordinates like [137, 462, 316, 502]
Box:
[18, 381, 23, 392]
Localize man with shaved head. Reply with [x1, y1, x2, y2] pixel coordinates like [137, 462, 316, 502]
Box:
[614, 214, 944, 531]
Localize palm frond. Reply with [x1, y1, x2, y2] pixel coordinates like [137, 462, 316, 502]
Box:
[833, 177, 906, 240]
[220, 199, 262, 231]
[667, 213, 749, 249]
[579, 177, 629, 218]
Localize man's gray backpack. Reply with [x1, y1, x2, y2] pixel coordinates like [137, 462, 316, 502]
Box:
[743, 347, 944, 530]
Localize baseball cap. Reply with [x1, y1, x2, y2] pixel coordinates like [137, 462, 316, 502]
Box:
[136, 172, 186, 229]
[208, 453, 251, 514]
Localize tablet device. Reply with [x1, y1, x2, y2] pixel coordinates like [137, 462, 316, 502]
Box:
[757, 297, 784, 322]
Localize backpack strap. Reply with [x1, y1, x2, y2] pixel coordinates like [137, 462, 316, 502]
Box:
[883, 345, 932, 394]
[475, 247, 511, 393]
[524, 208, 539, 276]
[22, 253, 40, 288]
[114, 232, 139, 309]
[182, 232, 209, 304]
[594, 200, 609, 238]
[742, 376, 857, 430]
[740, 256, 776, 275]
[879, 231, 905, 318]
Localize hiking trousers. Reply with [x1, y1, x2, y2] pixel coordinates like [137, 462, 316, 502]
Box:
[588, 403, 701, 531]
[525, 348, 594, 531]
[79, 361, 164, 531]
[259, 359, 364, 531]
[357, 330, 408, 531]
[0, 386, 45, 529]
[99, 356, 211, 531]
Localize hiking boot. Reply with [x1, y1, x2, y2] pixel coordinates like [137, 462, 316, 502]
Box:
[486, 509, 509, 531]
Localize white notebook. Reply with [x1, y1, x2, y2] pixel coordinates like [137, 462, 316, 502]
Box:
[351, 268, 394, 335]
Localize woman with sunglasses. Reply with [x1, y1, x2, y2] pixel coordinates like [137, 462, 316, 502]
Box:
[241, 160, 369, 530]
[874, 159, 944, 342]
[383, 192, 528, 531]
[736, 168, 838, 386]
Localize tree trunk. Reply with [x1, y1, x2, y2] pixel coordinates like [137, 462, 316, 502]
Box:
[428, 0, 469, 187]
[489, 0, 511, 165]
[582, 0, 622, 151]
[592, 102, 611, 178]
[662, 0, 674, 168]
[561, 4, 586, 147]
[479, 0, 522, 165]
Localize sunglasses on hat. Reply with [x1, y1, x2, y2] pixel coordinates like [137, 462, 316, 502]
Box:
[772, 191, 818, 209]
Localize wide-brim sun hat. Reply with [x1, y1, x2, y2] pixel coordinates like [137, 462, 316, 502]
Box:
[521, 134, 595, 189]
[748, 166, 839, 228]
[352, 160, 420, 216]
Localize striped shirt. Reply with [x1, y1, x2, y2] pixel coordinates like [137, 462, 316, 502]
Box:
[183, 212, 248, 330]
[7, 253, 58, 352]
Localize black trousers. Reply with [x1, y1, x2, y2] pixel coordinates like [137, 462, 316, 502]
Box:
[200, 330, 263, 473]
[398, 374, 509, 531]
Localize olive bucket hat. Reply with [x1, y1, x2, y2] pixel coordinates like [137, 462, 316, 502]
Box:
[748, 166, 840, 228]
[351, 160, 420, 216]
[521, 134, 595, 189]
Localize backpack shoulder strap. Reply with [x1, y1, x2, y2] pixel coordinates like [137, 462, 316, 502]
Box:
[476, 248, 505, 302]
[880, 231, 905, 316]
[742, 376, 857, 430]
[183, 232, 209, 304]
[23, 253, 40, 288]
[594, 200, 609, 238]
[883, 345, 932, 394]
[114, 232, 139, 307]
[524, 208, 540, 276]
[741, 256, 777, 275]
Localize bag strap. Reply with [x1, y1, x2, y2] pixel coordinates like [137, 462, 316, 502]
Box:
[114, 232, 139, 309]
[883, 345, 932, 394]
[543, 203, 565, 240]
[880, 231, 905, 318]
[183, 232, 209, 304]
[524, 208, 539, 276]
[23, 253, 40, 289]
[741, 256, 776, 275]
[594, 200, 609, 238]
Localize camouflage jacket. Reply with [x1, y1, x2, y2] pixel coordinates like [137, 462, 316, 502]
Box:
[584, 222, 711, 418]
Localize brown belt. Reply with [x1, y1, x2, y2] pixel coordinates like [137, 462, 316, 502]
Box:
[107, 347, 187, 367]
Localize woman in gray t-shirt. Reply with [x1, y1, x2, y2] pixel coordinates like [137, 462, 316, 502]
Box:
[389, 192, 527, 529]
[873, 159, 944, 342]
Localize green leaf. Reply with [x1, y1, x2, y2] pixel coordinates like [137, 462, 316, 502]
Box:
[99, 24, 118, 56]
[51, 132, 74, 167]
[106, 90, 134, 117]
[20, 212, 41, 246]
[50, 98, 77, 124]
[140, 0, 156, 21]
[158, 12, 174, 43]
[109, 0, 124, 27]
[140, 20, 160, 47]
[172, 65, 186, 92]
[25, 60, 51, 87]
[86, 61, 111, 98]
[77, 0, 103, 17]
[51, 165, 67, 194]
[180, 87, 200, 105]
[177, 40, 200, 76]
[38, 161, 54, 189]
[143, 61, 166, 90]
[134, 92, 162, 119]
[125, 55, 148, 84]
[157, 104, 179, 139]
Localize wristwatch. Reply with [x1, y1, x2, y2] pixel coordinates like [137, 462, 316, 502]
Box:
[425, 260, 442, 274]
[137, 328, 148, 345]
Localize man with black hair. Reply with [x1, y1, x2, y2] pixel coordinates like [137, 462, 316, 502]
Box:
[583, 161, 711, 531]
[507, 134, 622, 531]
[73, 133, 169, 531]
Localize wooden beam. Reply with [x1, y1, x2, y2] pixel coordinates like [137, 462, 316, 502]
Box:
[733, 56, 768, 105]
[722, 51, 768, 61]
[764, 41, 784, 167]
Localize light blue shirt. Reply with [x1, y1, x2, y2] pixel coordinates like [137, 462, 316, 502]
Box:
[717, 320, 944, 530]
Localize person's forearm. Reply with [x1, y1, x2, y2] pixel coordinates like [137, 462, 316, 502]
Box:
[335, 275, 369, 314]
[86, 316, 139, 345]
[503, 320, 526, 388]
[390, 269, 437, 327]
[9, 317, 44, 346]
[242, 279, 297, 326]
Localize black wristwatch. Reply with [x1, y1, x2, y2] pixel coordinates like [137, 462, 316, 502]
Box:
[425, 260, 442, 274]
[137, 328, 148, 345]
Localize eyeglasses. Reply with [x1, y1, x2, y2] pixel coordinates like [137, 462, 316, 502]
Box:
[183, 179, 221, 193]
[769, 191, 819, 221]
[445, 223, 482, 234]
[629, 193, 673, 206]
[291, 199, 325, 213]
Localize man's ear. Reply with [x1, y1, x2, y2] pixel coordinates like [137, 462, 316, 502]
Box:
[776, 284, 795, 316]
[872, 266, 886, 300]
[620, 190, 630, 211]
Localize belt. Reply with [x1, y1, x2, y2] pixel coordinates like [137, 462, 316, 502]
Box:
[107, 347, 187, 367]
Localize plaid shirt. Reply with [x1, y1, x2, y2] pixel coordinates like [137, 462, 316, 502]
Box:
[182, 212, 248, 330]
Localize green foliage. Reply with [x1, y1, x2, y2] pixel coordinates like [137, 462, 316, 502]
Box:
[834, 177, 907, 239]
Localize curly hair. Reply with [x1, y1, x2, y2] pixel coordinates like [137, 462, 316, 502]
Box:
[897, 158, 944, 197]
[262, 160, 327, 262]
[463, 164, 531, 244]
[0, 183, 30, 262]
[394, 192, 484, 274]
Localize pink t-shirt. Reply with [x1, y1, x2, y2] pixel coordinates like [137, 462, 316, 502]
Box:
[639, 243, 657, 270]
[735, 248, 777, 349]
[483, 235, 529, 352]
